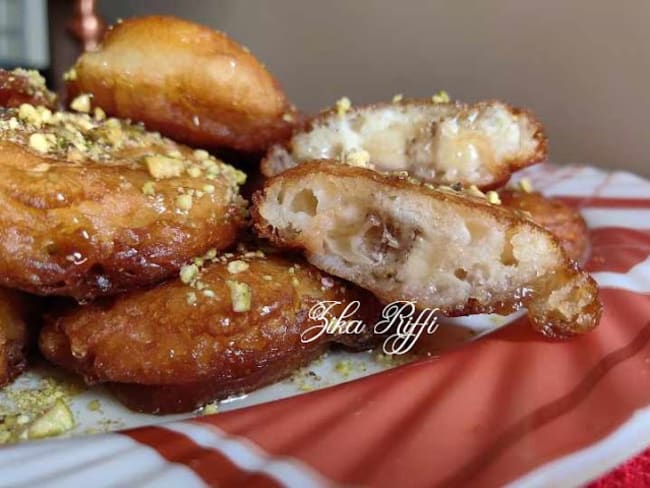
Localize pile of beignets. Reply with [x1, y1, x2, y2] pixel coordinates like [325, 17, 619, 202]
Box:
[0, 16, 600, 416]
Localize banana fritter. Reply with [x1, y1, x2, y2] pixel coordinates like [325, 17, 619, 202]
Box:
[0, 289, 37, 387]
[500, 187, 589, 263]
[66, 16, 297, 153]
[0, 69, 57, 110]
[39, 251, 381, 413]
[0, 106, 247, 300]
[252, 163, 601, 337]
[262, 98, 546, 189]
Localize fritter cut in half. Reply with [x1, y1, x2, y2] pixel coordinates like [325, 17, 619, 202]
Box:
[0, 106, 247, 300]
[0, 69, 57, 110]
[66, 16, 297, 153]
[252, 163, 602, 337]
[40, 251, 380, 413]
[262, 98, 546, 189]
[500, 187, 589, 263]
[0, 289, 37, 387]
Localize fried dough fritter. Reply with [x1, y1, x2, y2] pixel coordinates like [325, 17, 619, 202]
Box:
[66, 16, 297, 153]
[0, 69, 57, 110]
[252, 163, 602, 337]
[261, 99, 546, 189]
[0, 107, 247, 300]
[39, 252, 381, 413]
[500, 188, 589, 263]
[0, 289, 37, 387]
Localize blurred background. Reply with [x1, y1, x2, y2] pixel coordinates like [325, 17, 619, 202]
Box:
[2, 0, 648, 176]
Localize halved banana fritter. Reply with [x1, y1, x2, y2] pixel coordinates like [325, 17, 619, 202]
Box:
[262, 98, 546, 189]
[39, 251, 381, 413]
[252, 162, 601, 337]
[0, 106, 247, 300]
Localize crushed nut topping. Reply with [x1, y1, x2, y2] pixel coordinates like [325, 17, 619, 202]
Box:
[392, 93, 403, 103]
[70, 94, 92, 113]
[226, 279, 252, 312]
[519, 178, 534, 193]
[344, 149, 372, 168]
[227, 260, 250, 274]
[486, 190, 502, 205]
[336, 96, 351, 117]
[176, 194, 193, 211]
[432, 90, 450, 103]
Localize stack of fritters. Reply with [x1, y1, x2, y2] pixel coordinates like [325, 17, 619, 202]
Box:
[0, 15, 600, 416]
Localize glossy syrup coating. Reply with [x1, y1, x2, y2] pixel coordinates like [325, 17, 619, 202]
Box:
[0, 289, 40, 388]
[500, 188, 589, 263]
[0, 106, 247, 300]
[66, 16, 298, 153]
[39, 251, 381, 413]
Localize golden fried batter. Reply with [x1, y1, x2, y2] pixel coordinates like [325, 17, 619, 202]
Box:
[39, 251, 381, 413]
[252, 162, 601, 337]
[262, 98, 546, 189]
[0, 106, 247, 300]
[67, 16, 297, 153]
[500, 188, 589, 263]
[0, 69, 57, 109]
[0, 289, 37, 387]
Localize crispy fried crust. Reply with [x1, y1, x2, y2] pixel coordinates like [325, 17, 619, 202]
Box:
[500, 189, 589, 263]
[0, 289, 39, 387]
[39, 252, 381, 413]
[0, 69, 57, 109]
[252, 162, 601, 337]
[261, 99, 547, 189]
[0, 107, 247, 300]
[67, 16, 297, 153]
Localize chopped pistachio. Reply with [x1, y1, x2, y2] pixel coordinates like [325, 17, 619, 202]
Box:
[263, 275, 273, 281]
[226, 280, 252, 312]
[193, 149, 209, 160]
[145, 155, 185, 179]
[186, 291, 197, 305]
[28, 133, 52, 153]
[70, 94, 92, 113]
[187, 166, 202, 178]
[432, 90, 450, 103]
[63, 67, 77, 81]
[203, 248, 217, 260]
[486, 191, 502, 205]
[282, 112, 295, 123]
[227, 260, 250, 274]
[25, 399, 75, 440]
[18, 103, 41, 125]
[202, 184, 215, 194]
[202, 289, 216, 298]
[180, 263, 199, 284]
[392, 93, 403, 103]
[87, 399, 101, 411]
[141, 181, 156, 195]
[345, 149, 371, 168]
[519, 178, 534, 193]
[336, 96, 351, 117]
[202, 403, 218, 415]
[93, 107, 106, 120]
[176, 194, 193, 211]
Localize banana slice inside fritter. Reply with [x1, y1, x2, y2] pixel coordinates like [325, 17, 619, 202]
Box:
[262, 98, 546, 189]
